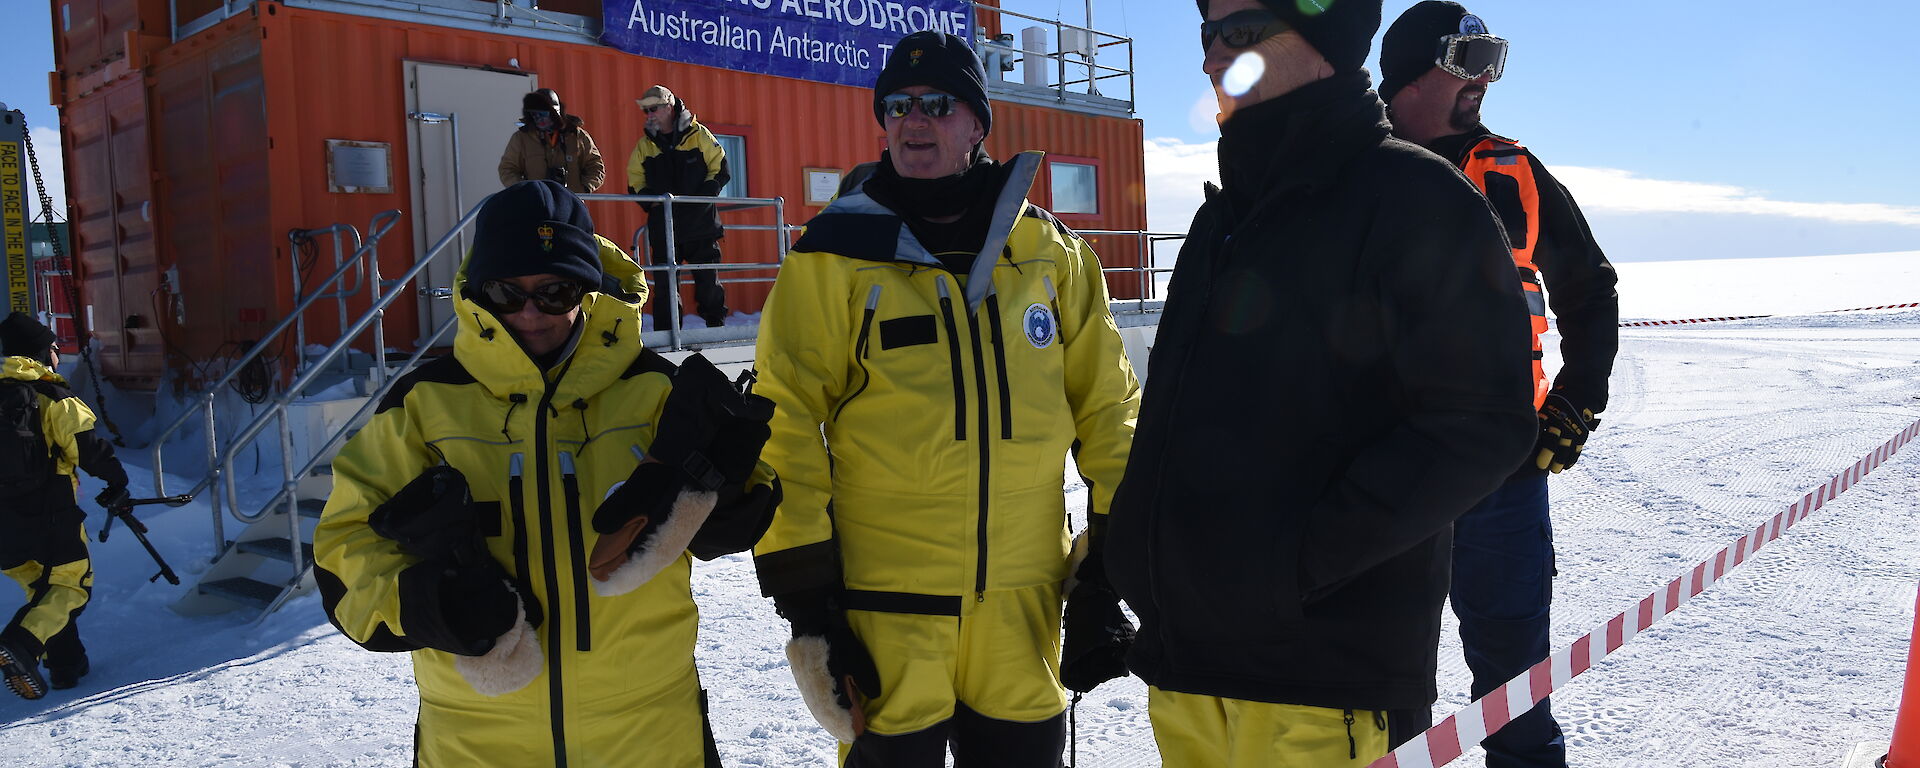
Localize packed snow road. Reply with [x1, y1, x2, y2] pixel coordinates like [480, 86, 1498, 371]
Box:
[4, 308, 1917, 768]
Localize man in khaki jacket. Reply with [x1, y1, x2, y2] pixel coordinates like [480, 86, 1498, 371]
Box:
[499, 88, 606, 194]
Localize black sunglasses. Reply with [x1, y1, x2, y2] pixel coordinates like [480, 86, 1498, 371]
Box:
[881, 92, 958, 120]
[474, 279, 588, 316]
[1201, 9, 1290, 51]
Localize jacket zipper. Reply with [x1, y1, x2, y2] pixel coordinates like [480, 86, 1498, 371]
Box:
[936, 278, 967, 441]
[833, 285, 883, 422]
[507, 454, 534, 626]
[965, 292, 994, 602]
[559, 451, 591, 652]
[983, 294, 1014, 440]
[532, 386, 570, 768]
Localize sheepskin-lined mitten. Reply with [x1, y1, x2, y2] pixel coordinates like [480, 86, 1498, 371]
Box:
[775, 586, 880, 743]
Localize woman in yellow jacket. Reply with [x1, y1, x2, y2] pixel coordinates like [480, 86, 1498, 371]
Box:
[315, 180, 778, 767]
[751, 32, 1140, 767]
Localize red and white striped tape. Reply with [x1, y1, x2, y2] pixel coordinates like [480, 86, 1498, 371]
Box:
[1370, 416, 1920, 768]
[1617, 301, 1920, 328]
[1618, 315, 1771, 327]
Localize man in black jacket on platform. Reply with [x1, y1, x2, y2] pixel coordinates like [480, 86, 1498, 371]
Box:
[1103, 0, 1538, 764]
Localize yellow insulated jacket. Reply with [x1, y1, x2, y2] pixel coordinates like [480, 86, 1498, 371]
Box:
[315, 281, 771, 767]
[751, 151, 1140, 608]
[1, 356, 127, 566]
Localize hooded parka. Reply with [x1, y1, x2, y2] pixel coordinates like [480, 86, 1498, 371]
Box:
[750, 151, 1139, 733]
[315, 270, 773, 766]
[498, 114, 607, 195]
[1, 357, 125, 660]
[1104, 73, 1538, 713]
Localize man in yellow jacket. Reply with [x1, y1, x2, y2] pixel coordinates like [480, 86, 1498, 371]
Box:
[0, 312, 129, 699]
[751, 31, 1140, 767]
[315, 180, 780, 767]
[626, 85, 732, 331]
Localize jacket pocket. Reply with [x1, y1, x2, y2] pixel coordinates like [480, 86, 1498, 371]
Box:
[833, 285, 883, 421]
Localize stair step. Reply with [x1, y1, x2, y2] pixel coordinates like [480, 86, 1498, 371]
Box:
[199, 577, 283, 610]
[235, 537, 314, 564]
[297, 498, 328, 519]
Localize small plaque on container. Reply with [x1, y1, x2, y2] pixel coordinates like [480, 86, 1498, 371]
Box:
[327, 140, 392, 194]
[804, 167, 843, 206]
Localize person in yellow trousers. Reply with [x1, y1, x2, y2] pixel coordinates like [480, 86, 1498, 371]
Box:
[315, 180, 780, 767]
[1104, 0, 1538, 766]
[0, 312, 129, 699]
[750, 31, 1141, 767]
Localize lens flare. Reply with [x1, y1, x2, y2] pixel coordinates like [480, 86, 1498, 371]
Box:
[1221, 51, 1265, 98]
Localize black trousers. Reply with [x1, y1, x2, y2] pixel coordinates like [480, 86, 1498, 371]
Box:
[648, 237, 728, 331]
[843, 703, 1066, 768]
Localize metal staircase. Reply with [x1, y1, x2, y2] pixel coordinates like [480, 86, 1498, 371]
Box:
[151, 208, 469, 618]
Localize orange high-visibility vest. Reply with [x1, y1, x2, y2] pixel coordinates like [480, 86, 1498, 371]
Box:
[1462, 136, 1550, 410]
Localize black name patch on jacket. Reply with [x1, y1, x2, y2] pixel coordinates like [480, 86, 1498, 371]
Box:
[880, 315, 938, 350]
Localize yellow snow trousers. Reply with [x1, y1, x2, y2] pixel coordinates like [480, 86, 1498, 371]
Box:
[1148, 686, 1390, 768]
[843, 582, 1068, 746]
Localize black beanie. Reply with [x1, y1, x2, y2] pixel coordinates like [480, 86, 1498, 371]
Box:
[1195, 0, 1382, 75]
[872, 31, 992, 137]
[1379, 1, 1472, 104]
[0, 312, 56, 364]
[466, 180, 603, 292]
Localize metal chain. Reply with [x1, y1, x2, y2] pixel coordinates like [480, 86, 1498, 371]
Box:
[17, 110, 126, 445]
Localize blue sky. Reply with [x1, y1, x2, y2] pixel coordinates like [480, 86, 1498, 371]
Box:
[6, 1, 1918, 261]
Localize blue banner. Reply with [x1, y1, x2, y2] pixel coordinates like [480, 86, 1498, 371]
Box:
[603, 0, 976, 89]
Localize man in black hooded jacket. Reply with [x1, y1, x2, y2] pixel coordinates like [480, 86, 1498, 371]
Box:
[1103, 0, 1537, 764]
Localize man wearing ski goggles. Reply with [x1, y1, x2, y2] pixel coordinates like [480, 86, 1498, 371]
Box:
[1379, 5, 1621, 767]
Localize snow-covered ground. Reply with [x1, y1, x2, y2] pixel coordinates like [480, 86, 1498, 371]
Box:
[5, 253, 1919, 767]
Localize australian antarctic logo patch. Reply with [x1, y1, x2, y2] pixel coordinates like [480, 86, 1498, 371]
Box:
[1024, 303, 1056, 349]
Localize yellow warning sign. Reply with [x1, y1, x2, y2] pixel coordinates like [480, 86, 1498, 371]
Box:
[0, 140, 28, 316]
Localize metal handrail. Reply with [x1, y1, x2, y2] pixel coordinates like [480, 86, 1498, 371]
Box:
[149, 210, 402, 548]
[974, 1, 1134, 107]
[578, 191, 793, 349]
[219, 203, 486, 529]
[288, 223, 365, 378]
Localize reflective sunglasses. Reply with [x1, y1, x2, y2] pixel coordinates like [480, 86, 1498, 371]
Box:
[1435, 33, 1508, 81]
[1200, 9, 1290, 51]
[474, 279, 588, 316]
[881, 92, 958, 120]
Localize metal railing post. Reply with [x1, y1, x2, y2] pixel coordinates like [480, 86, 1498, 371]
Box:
[663, 194, 682, 348]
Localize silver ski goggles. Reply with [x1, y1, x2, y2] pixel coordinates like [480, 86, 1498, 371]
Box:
[1436, 33, 1508, 81]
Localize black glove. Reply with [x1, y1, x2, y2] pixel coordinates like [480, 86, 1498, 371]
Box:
[373, 467, 542, 630]
[95, 485, 131, 511]
[369, 467, 487, 565]
[776, 585, 882, 736]
[1534, 393, 1600, 473]
[1060, 523, 1135, 693]
[546, 165, 568, 185]
[592, 354, 771, 539]
[433, 562, 522, 656]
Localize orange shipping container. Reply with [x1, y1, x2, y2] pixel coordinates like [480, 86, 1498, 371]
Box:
[52, 1, 1148, 391]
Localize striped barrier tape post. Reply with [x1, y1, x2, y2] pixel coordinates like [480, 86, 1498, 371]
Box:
[1371, 416, 1920, 768]
[1828, 302, 1920, 313]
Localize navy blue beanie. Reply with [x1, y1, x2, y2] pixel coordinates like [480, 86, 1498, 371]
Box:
[466, 180, 602, 290]
[873, 31, 992, 137]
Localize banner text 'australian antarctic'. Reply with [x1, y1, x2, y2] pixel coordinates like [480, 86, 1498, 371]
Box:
[604, 0, 976, 89]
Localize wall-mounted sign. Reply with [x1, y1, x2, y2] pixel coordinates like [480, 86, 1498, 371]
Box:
[0, 131, 31, 317]
[804, 167, 843, 205]
[603, 0, 975, 89]
[327, 139, 393, 194]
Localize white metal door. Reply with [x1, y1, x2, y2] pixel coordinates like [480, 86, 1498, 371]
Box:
[403, 62, 536, 345]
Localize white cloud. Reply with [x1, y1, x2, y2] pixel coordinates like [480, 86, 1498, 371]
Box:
[1551, 166, 1920, 227]
[1140, 137, 1920, 246]
[21, 126, 65, 221]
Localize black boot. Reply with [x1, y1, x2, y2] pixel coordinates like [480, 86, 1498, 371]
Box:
[47, 657, 89, 690]
[0, 634, 47, 700]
